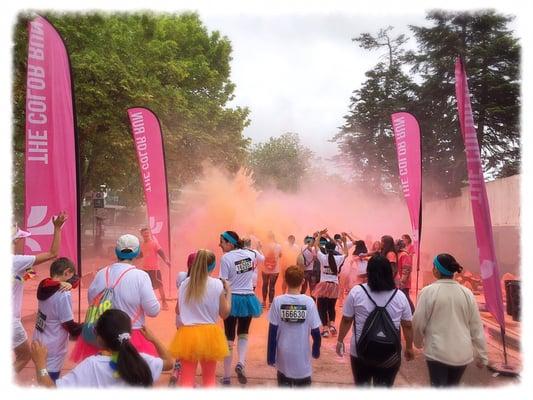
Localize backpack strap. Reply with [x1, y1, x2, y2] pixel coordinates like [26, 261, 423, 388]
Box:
[302, 248, 314, 268]
[359, 284, 378, 307]
[130, 307, 142, 325]
[105, 266, 136, 289]
[384, 288, 399, 308]
[359, 284, 398, 308]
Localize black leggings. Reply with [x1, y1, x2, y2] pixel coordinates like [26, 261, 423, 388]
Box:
[262, 272, 279, 303]
[350, 356, 400, 387]
[316, 297, 337, 326]
[426, 360, 467, 387]
[224, 316, 252, 342]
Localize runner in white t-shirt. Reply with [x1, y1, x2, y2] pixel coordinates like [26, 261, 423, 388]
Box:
[12, 211, 68, 374]
[336, 255, 414, 387]
[169, 249, 231, 387]
[297, 236, 317, 296]
[334, 233, 354, 254]
[71, 234, 161, 362]
[268, 266, 322, 387]
[169, 251, 197, 387]
[31, 309, 173, 387]
[219, 231, 263, 386]
[312, 230, 347, 338]
[33, 257, 82, 382]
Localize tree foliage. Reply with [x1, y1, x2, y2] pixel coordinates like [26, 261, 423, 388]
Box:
[408, 10, 520, 194]
[335, 10, 520, 198]
[248, 132, 312, 192]
[333, 27, 417, 194]
[12, 12, 250, 217]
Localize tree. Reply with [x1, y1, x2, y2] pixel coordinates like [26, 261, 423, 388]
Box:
[12, 12, 250, 219]
[333, 27, 417, 194]
[248, 132, 312, 192]
[407, 10, 520, 196]
[335, 11, 520, 198]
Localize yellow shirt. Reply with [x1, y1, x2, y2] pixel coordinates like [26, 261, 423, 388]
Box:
[412, 279, 488, 366]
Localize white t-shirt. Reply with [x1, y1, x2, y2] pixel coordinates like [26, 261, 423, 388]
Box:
[176, 271, 188, 289]
[262, 242, 282, 274]
[317, 251, 345, 284]
[269, 294, 321, 379]
[179, 277, 223, 325]
[33, 291, 74, 372]
[219, 249, 257, 294]
[175, 272, 188, 327]
[250, 248, 263, 287]
[12, 255, 36, 320]
[300, 247, 316, 271]
[88, 263, 160, 329]
[343, 283, 412, 357]
[56, 353, 163, 387]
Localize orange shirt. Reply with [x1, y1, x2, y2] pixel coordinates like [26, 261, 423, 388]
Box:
[140, 240, 161, 270]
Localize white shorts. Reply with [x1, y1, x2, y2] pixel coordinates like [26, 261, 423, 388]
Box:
[12, 318, 28, 348]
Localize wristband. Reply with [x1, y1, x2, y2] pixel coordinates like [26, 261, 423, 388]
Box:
[38, 368, 49, 377]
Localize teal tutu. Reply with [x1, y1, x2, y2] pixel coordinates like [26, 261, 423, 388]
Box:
[231, 294, 262, 317]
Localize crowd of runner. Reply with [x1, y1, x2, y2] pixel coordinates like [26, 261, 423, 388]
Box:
[12, 212, 488, 388]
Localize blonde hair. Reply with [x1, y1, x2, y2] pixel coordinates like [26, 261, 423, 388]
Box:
[184, 249, 216, 303]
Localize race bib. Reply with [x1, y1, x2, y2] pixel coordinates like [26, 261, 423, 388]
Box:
[280, 304, 307, 323]
[35, 310, 47, 333]
[235, 258, 253, 274]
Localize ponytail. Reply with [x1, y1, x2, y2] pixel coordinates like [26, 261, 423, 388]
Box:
[328, 251, 338, 275]
[325, 241, 338, 275]
[116, 339, 153, 387]
[435, 253, 463, 276]
[95, 309, 154, 387]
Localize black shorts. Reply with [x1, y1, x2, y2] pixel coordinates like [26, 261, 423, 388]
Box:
[145, 269, 163, 289]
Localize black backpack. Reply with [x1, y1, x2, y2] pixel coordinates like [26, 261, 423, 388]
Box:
[356, 285, 401, 368]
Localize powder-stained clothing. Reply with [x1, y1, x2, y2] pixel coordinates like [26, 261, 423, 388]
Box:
[412, 279, 488, 366]
[56, 353, 163, 387]
[140, 240, 162, 270]
[219, 248, 258, 294]
[88, 263, 160, 329]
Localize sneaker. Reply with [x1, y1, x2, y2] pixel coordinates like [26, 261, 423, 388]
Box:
[329, 326, 337, 336]
[235, 362, 248, 384]
[220, 377, 231, 386]
[321, 329, 330, 338]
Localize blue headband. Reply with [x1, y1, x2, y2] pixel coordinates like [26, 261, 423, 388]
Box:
[207, 260, 216, 273]
[115, 247, 140, 260]
[221, 232, 238, 245]
[433, 256, 453, 276]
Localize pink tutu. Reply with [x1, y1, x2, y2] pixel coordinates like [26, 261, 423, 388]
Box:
[70, 329, 157, 362]
[312, 281, 339, 299]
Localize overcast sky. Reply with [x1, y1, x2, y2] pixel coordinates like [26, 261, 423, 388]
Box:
[200, 12, 429, 161]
